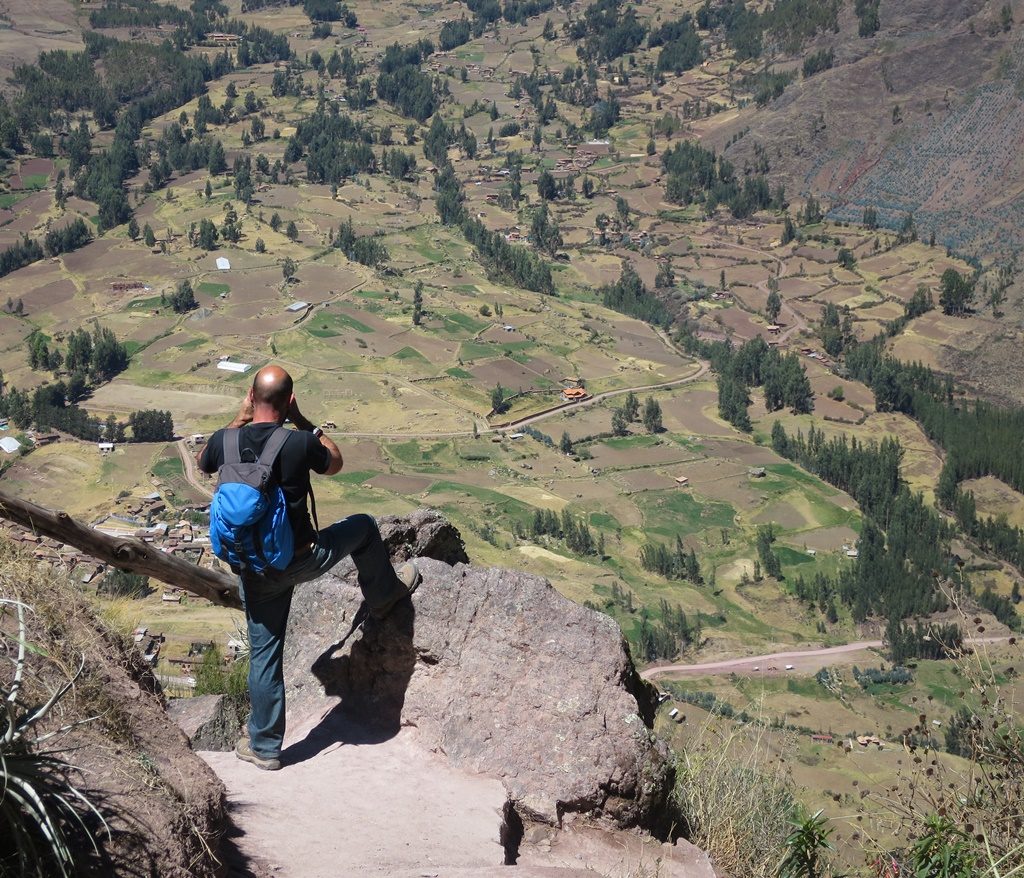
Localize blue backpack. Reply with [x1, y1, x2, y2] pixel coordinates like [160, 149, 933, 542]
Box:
[210, 427, 294, 575]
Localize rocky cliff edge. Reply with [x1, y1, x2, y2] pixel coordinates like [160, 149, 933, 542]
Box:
[191, 509, 717, 876]
[283, 510, 672, 835]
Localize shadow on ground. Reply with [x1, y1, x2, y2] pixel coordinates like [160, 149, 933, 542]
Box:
[281, 599, 416, 766]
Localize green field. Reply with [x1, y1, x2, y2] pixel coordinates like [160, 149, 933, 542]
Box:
[306, 311, 375, 337]
[197, 282, 230, 296]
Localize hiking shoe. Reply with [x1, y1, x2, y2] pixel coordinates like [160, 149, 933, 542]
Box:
[370, 560, 421, 620]
[235, 736, 281, 771]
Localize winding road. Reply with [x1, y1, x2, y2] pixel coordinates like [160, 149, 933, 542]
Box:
[321, 357, 711, 440]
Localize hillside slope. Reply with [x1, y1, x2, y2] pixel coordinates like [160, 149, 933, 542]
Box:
[0, 544, 224, 876]
[716, 0, 1021, 258]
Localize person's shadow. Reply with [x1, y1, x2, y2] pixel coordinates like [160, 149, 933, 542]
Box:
[280, 599, 416, 766]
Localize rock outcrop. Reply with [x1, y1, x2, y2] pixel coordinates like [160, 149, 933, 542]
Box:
[167, 693, 243, 752]
[281, 510, 674, 835]
[377, 508, 470, 566]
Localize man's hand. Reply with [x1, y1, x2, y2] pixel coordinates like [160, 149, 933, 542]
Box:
[287, 393, 316, 432]
[287, 393, 303, 425]
[228, 389, 255, 429]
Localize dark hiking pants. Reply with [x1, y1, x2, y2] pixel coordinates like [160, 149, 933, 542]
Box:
[239, 514, 405, 760]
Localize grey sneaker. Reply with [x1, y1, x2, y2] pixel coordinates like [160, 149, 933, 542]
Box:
[370, 560, 421, 620]
[235, 736, 281, 771]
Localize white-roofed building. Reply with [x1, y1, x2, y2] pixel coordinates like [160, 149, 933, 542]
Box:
[0, 437, 21, 454]
[217, 361, 252, 373]
[215, 257, 231, 270]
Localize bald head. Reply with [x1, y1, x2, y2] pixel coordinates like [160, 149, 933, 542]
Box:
[251, 365, 293, 413]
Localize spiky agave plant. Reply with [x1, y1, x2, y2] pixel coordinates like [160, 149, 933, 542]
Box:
[1, 599, 109, 877]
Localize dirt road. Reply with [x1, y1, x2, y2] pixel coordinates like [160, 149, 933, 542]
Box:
[177, 439, 213, 500]
[642, 637, 1010, 680]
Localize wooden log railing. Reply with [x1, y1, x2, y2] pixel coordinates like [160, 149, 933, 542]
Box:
[0, 489, 241, 610]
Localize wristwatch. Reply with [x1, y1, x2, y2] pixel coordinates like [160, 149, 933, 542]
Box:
[312, 426, 324, 439]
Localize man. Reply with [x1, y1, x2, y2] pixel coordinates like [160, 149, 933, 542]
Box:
[198, 365, 419, 771]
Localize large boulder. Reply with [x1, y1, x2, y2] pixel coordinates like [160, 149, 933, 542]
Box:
[281, 511, 674, 833]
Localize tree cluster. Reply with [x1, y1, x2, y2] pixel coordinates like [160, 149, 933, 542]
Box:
[755, 524, 782, 579]
[302, 0, 356, 25]
[682, 335, 812, 431]
[128, 409, 174, 442]
[333, 218, 388, 268]
[164, 280, 198, 314]
[885, 620, 962, 664]
[435, 163, 554, 294]
[565, 0, 646, 63]
[635, 602, 702, 661]
[776, 422, 951, 622]
[662, 141, 783, 219]
[465, 0, 554, 33]
[529, 203, 562, 257]
[530, 507, 598, 555]
[438, 18, 471, 50]
[739, 69, 795, 106]
[639, 535, 702, 582]
[290, 109, 376, 184]
[0, 235, 44, 280]
[600, 264, 670, 327]
[938, 267, 975, 316]
[698, 0, 840, 60]
[854, 0, 881, 37]
[818, 301, 853, 357]
[42, 218, 92, 258]
[28, 324, 129, 385]
[649, 15, 704, 74]
[376, 41, 436, 122]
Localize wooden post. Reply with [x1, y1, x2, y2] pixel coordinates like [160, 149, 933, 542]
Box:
[0, 489, 241, 610]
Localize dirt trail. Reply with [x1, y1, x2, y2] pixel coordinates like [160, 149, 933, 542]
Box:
[204, 720, 510, 877]
[642, 636, 1010, 680]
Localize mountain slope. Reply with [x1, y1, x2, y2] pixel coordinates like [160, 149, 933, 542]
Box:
[715, 0, 1022, 259]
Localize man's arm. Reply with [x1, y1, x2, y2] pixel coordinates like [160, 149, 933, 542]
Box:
[197, 393, 255, 471]
[287, 396, 343, 476]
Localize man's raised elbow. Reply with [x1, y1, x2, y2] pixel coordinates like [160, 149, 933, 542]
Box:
[324, 458, 344, 477]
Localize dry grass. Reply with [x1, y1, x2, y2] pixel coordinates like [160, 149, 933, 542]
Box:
[671, 708, 796, 877]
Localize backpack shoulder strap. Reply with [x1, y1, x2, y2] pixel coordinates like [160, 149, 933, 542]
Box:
[224, 428, 242, 465]
[308, 483, 319, 531]
[257, 426, 291, 468]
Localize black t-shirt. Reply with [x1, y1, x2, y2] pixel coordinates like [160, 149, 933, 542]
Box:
[199, 422, 330, 546]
